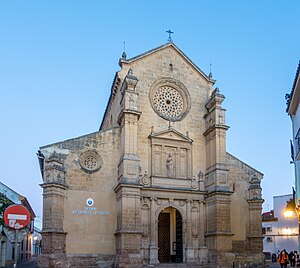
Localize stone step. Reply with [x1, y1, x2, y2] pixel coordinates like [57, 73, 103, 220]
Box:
[150, 263, 205, 268]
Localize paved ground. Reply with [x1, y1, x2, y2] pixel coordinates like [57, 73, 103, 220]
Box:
[6, 258, 37, 268]
[265, 262, 280, 268]
[265, 262, 300, 268]
[3, 260, 289, 268]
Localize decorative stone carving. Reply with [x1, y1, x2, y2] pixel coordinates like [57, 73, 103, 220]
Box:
[191, 178, 198, 189]
[44, 151, 66, 185]
[166, 153, 174, 177]
[248, 174, 262, 200]
[198, 171, 205, 190]
[79, 150, 102, 173]
[142, 173, 150, 186]
[149, 128, 193, 181]
[179, 200, 185, 207]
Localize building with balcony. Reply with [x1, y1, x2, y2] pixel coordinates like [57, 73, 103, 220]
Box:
[262, 194, 298, 261]
[286, 61, 300, 206]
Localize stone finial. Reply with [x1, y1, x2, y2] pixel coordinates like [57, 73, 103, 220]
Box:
[48, 151, 62, 162]
[44, 151, 66, 185]
[208, 63, 213, 79]
[198, 171, 204, 180]
[248, 174, 262, 200]
[205, 87, 225, 111]
[212, 87, 220, 96]
[125, 69, 138, 90]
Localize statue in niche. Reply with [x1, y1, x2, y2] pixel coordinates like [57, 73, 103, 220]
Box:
[166, 153, 174, 177]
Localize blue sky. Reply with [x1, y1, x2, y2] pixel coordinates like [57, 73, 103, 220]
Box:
[0, 1, 299, 217]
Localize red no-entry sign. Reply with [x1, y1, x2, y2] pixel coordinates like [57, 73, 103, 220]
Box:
[4, 205, 31, 230]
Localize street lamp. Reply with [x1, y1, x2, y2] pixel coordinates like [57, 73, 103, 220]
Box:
[284, 198, 296, 218]
[284, 190, 300, 253]
[33, 235, 39, 256]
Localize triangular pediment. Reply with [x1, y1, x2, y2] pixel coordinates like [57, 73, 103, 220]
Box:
[121, 42, 215, 85]
[149, 128, 193, 143]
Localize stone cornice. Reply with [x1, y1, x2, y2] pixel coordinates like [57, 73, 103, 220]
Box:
[203, 124, 230, 137]
[40, 182, 68, 190]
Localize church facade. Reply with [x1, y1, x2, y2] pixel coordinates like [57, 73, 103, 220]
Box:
[37, 42, 264, 267]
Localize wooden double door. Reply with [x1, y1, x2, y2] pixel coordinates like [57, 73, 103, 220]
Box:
[158, 208, 183, 263]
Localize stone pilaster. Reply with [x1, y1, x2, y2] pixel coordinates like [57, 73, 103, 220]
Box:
[185, 199, 194, 263]
[115, 69, 143, 267]
[149, 197, 158, 265]
[247, 175, 264, 253]
[203, 88, 230, 193]
[117, 69, 141, 184]
[203, 88, 233, 266]
[114, 185, 142, 268]
[38, 152, 68, 268]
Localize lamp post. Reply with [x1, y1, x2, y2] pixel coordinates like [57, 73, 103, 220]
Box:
[33, 235, 39, 256]
[284, 192, 300, 254]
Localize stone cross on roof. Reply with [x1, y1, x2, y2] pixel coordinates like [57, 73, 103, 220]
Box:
[166, 29, 174, 42]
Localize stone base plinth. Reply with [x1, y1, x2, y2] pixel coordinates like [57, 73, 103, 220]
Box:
[37, 253, 67, 268]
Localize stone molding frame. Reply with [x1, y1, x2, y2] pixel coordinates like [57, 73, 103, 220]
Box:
[149, 128, 193, 181]
[149, 77, 191, 121]
[155, 202, 186, 222]
[79, 150, 103, 173]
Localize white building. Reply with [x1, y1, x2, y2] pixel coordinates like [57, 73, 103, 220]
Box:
[262, 194, 298, 260]
[286, 61, 300, 206]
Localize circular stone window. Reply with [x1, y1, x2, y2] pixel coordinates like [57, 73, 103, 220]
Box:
[150, 78, 190, 121]
[79, 150, 102, 173]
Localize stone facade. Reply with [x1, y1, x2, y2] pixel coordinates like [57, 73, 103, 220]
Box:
[38, 42, 264, 267]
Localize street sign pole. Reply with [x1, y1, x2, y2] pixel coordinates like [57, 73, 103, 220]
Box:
[14, 229, 19, 268]
[3, 205, 31, 268]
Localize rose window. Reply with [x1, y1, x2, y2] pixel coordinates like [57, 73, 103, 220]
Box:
[149, 78, 190, 121]
[83, 156, 97, 170]
[153, 86, 184, 119]
[79, 150, 102, 173]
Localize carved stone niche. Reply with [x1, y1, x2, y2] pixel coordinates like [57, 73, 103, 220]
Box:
[148, 128, 193, 189]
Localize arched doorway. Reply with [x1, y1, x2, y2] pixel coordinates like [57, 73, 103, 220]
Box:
[158, 207, 183, 263]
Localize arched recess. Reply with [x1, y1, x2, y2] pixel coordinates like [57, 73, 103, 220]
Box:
[155, 202, 186, 221]
[156, 202, 185, 263]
